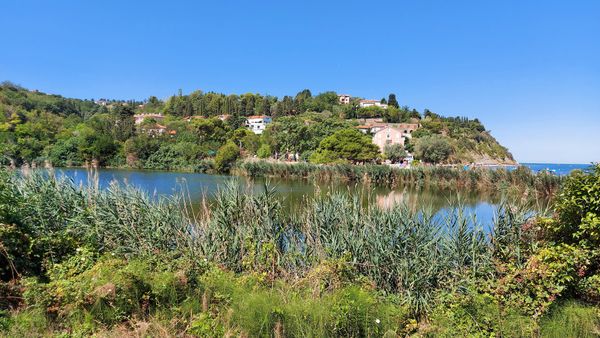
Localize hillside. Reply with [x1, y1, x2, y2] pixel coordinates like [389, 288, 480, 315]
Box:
[412, 111, 515, 165]
[0, 81, 514, 168]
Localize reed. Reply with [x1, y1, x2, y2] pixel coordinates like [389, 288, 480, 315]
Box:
[2, 170, 534, 304]
[235, 160, 564, 196]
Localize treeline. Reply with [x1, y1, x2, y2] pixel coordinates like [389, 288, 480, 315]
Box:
[1, 81, 514, 169]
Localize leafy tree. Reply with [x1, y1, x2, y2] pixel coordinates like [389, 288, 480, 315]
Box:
[214, 141, 240, 173]
[257, 144, 271, 159]
[310, 128, 379, 164]
[384, 143, 407, 163]
[415, 135, 453, 164]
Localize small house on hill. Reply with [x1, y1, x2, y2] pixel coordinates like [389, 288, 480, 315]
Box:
[134, 113, 164, 125]
[359, 99, 388, 109]
[140, 123, 167, 137]
[338, 94, 351, 104]
[372, 126, 404, 152]
[246, 115, 272, 134]
[396, 123, 419, 137]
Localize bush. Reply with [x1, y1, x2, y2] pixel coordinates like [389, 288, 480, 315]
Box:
[415, 135, 453, 164]
[256, 143, 271, 159]
[383, 143, 406, 163]
[214, 141, 240, 173]
[548, 164, 600, 247]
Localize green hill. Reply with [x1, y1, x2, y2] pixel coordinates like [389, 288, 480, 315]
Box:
[0, 81, 515, 167]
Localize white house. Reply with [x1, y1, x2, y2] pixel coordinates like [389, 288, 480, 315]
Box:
[338, 94, 351, 104]
[245, 115, 272, 134]
[359, 99, 388, 109]
[134, 113, 164, 125]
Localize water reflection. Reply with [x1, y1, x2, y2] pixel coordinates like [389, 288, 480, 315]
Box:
[54, 167, 545, 226]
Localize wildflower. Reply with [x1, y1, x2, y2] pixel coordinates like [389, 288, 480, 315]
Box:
[375, 319, 380, 324]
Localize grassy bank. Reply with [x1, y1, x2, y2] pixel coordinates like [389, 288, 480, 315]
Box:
[1, 166, 599, 337]
[235, 160, 563, 196]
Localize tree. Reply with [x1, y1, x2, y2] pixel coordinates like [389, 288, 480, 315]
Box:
[214, 141, 240, 173]
[415, 135, 453, 164]
[310, 128, 379, 164]
[257, 144, 271, 159]
[384, 143, 407, 163]
[388, 94, 399, 108]
[112, 104, 135, 141]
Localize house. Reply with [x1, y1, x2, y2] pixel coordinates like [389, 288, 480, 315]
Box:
[357, 123, 388, 134]
[245, 115, 272, 134]
[396, 123, 420, 138]
[134, 113, 164, 125]
[359, 99, 388, 109]
[140, 123, 167, 137]
[338, 94, 351, 105]
[372, 126, 405, 152]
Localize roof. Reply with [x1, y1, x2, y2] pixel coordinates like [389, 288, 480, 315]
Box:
[134, 113, 164, 118]
[246, 115, 271, 119]
[373, 126, 402, 134]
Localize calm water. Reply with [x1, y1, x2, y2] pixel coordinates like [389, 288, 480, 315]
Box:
[47, 163, 589, 226]
[48, 165, 557, 227]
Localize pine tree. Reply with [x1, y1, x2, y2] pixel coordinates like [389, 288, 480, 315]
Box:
[388, 93, 399, 108]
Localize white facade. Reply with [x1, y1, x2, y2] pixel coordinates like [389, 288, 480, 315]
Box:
[338, 94, 351, 104]
[245, 116, 272, 134]
[359, 99, 388, 109]
[134, 113, 164, 125]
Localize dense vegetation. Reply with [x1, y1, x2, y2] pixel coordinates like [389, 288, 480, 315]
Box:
[0, 165, 599, 336]
[236, 160, 562, 196]
[1, 81, 513, 171]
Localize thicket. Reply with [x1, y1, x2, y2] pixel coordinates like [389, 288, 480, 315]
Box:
[236, 160, 563, 196]
[1, 165, 599, 336]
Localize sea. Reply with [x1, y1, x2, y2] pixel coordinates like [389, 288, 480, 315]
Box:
[518, 163, 594, 176]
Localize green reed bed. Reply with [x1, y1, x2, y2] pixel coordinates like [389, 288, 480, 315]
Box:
[235, 160, 564, 196]
[0, 168, 598, 337]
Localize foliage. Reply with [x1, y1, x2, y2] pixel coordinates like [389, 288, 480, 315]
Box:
[309, 128, 379, 164]
[547, 165, 600, 247]
[214, 141, 240, 173]
[237, 159, 563, 196]
[415, 135, 453, 164]
[383, 143, 406, 163]
[256, 143, 272, 159]
[2, 168, 600, 336]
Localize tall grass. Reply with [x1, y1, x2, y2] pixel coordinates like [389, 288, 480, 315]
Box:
[235, 160, 564, 196]
[1, 168, 538, 317]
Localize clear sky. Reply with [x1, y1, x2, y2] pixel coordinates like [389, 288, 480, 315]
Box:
[1, 1, 599, 164]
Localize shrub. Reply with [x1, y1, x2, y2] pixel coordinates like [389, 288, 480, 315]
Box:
[548, 164, 600, 247]
[415, 135, 453, 164]
[256, 143, 271, 159]
[214, 141, 240, 173]
[383, 143, 406, 163]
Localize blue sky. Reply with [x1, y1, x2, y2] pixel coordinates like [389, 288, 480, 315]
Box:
[1, 1, 599, 163]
